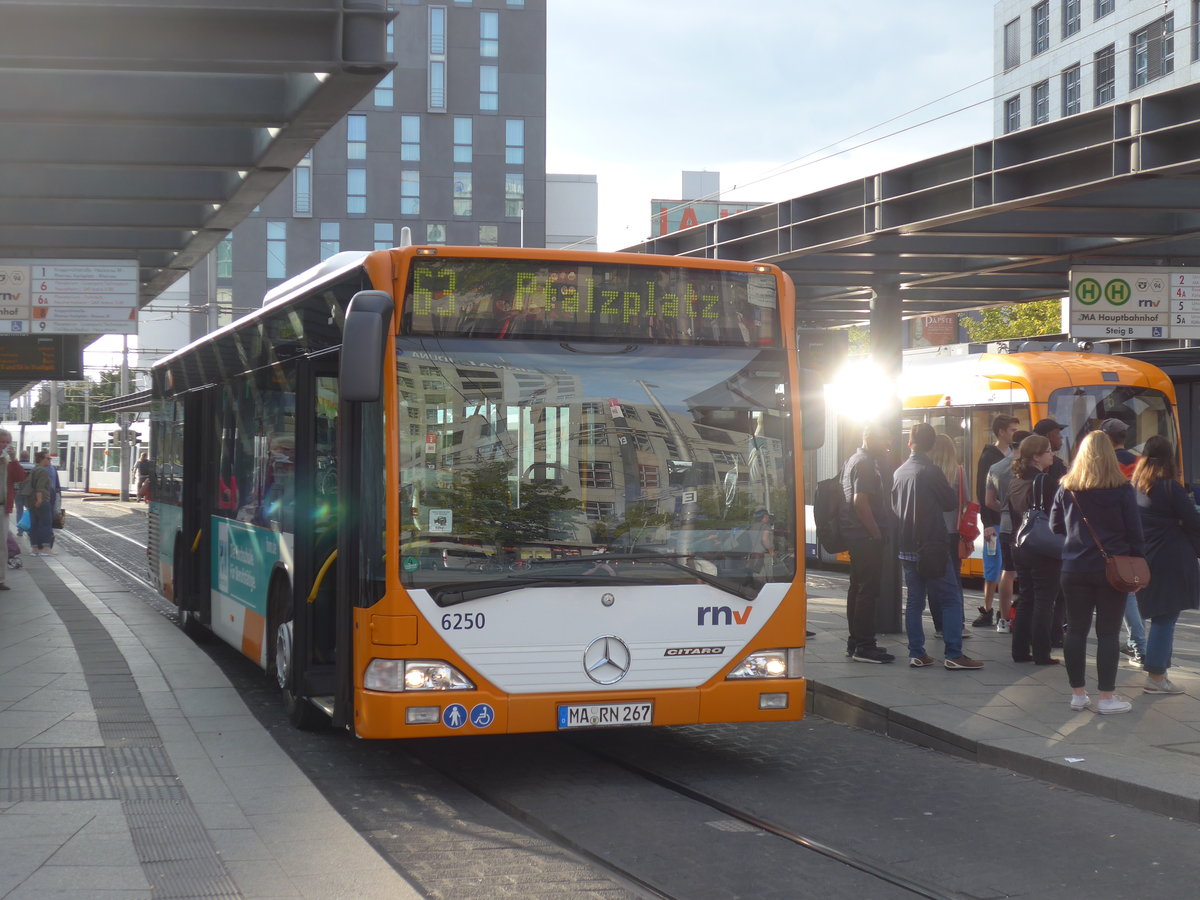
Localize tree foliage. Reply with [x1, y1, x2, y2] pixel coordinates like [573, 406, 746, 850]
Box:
[27, 369, 124, 424]
[959, 300, 1062, 343]
[424, 459, 578, 552]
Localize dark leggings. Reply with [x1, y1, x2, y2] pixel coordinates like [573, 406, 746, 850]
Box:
[1060, 570, 1126, 691]
[1012, 545, 1060, 663]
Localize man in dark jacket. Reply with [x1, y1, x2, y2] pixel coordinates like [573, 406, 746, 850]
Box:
[839, 423, 895, 663]
[893, 423, 985, 670]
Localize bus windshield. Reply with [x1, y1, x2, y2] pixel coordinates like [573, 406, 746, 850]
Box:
[1047, 385, 1177, 460]
[397, 338, 794, 596]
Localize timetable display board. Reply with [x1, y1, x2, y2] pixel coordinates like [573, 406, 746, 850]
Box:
[0, 335, 83, 379]
[1069, 266, 1200, 340]
[0, 259, 138, 335]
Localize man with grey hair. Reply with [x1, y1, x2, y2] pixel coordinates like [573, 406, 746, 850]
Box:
[0, 428, 12, 588]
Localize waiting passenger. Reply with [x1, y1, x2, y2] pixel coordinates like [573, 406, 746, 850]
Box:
[1131, 436, 1198, 695]
[1050, 432, 1144, 715]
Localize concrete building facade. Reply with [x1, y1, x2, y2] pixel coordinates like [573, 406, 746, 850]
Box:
[188, 0, 548, 334]
[993, 1, 1194, 134]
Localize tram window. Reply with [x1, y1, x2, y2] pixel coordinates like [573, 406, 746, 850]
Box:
[1047, 386, 1175, 461]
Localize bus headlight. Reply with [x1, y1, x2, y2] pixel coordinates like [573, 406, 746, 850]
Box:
[364, 659, 475, 692]
[726, 648, 804, 680]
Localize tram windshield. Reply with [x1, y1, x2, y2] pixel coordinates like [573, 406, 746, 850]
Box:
[1047, 385, 1176, 461]
[395, 338, 795, 599]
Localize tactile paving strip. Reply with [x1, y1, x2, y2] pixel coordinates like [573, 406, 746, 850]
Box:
[31, 571, 241, 898]
[0, 747, 119, 801]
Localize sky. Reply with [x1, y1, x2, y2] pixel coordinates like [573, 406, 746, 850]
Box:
[547, 0, 998, 250]
[83, 1, 998, 376]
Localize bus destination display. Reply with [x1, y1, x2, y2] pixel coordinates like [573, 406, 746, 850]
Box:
[402, 258, 779, 346]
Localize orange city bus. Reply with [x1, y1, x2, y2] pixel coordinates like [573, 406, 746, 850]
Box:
[148, 246, 809, 737]
[900, 347, 1179, 576]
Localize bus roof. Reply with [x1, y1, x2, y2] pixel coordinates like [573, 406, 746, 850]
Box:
[902, 351, 1174, 408]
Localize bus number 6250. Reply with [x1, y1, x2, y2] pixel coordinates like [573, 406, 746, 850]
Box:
[441, 612, 485, 631]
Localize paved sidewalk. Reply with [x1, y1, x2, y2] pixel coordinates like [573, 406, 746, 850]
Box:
[0, 542, 421, 899]
[5, 498, 1199, 899]
[805, 576, 1200, 823]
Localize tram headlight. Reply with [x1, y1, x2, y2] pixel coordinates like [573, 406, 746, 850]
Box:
[364, 658, 475, 692]
[725, 648, 804, 680]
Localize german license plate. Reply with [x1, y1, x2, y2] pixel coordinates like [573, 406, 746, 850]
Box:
[557, 701, 653, 729]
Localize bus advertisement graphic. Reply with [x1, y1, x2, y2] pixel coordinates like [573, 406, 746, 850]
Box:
[212, 517, 280, 615]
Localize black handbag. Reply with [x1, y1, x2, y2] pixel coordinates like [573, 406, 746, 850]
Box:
[1013, 474, 1063, 559]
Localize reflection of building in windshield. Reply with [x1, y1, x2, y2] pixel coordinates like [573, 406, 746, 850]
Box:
[397, 353, 788, 550]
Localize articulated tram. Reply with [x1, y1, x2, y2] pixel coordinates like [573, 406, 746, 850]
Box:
[1, 420, 148, 494]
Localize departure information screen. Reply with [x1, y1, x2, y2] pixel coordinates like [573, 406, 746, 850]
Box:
[400, 257, 780, 346]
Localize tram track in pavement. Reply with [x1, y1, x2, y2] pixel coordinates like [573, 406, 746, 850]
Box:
[59, 504, 966, 900]
[54, 503, 1200, 900]
[406, 734, 960, 900]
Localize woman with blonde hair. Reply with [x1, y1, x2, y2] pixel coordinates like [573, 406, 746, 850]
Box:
[929, 433, 970, 639]
[1007, 434, 1061, 664]
[1050, 431, 1145, 714]
[1131, 435, 1199, 694]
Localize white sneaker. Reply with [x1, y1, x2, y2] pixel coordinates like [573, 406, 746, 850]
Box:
[1095, 696, 1132, 715]
[1069, 692, 1090, 711]
[995, 619, 1010, 633]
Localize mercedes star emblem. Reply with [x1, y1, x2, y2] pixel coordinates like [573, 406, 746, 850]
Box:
[583, 635, 631, 685]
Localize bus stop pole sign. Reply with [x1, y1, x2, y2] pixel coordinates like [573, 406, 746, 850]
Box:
[1067, 266, 1200, 340]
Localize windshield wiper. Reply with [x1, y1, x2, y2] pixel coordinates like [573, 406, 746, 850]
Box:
[430, 574, 594, 606]
[532, 552, 759, 601]
[426, 553, 759, 605]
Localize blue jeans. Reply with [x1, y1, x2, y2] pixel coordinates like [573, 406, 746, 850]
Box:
[1123, 594, 1146, 655]
[1143, 611, 1179, 675]
[902, 555, 964, 659]
[28, 500, 54, 550]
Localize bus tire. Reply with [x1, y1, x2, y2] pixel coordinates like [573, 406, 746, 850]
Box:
[174, 540, 210, 643]
[268, 575, 326, 731]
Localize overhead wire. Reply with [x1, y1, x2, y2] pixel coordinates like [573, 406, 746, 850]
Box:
[563, 1, 1182, 250]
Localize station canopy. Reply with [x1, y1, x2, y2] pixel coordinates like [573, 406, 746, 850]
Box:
[630, 81, 1200, 330]
[0, 0, 394, 394]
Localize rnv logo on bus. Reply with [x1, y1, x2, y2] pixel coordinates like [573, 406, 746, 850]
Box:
[697, 606, 752, 626]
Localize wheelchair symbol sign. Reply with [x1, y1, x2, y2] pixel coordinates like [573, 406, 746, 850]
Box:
[470, 703, 494, 728]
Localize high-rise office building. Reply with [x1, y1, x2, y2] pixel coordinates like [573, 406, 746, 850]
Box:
[994, 1, 1189, 135]
[186, 0, 547, 334]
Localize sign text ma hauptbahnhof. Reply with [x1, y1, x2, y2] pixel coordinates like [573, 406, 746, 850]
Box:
[1069, 267, 1200, 340]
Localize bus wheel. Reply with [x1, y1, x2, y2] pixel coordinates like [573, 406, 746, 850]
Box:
[174, 541, 209, 643]
[269, 578, 326, 731]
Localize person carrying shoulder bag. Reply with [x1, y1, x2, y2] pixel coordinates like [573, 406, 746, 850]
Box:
[1008, 434, 1062, 665]
[1050, 431, 1145, 715]
[1131, 436, 1200, 695]
[26, 451, 56, 557]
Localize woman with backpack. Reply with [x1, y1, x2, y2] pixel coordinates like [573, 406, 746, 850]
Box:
[1008, 434, 1062, 665]
[26, 450, 57, 557]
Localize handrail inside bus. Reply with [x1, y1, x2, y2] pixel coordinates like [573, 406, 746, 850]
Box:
[307, 550, 339, 604]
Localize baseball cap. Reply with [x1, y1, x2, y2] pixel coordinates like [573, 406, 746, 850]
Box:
[1033, 418, 1067, 436]
[1099, 418, 1128, 436]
